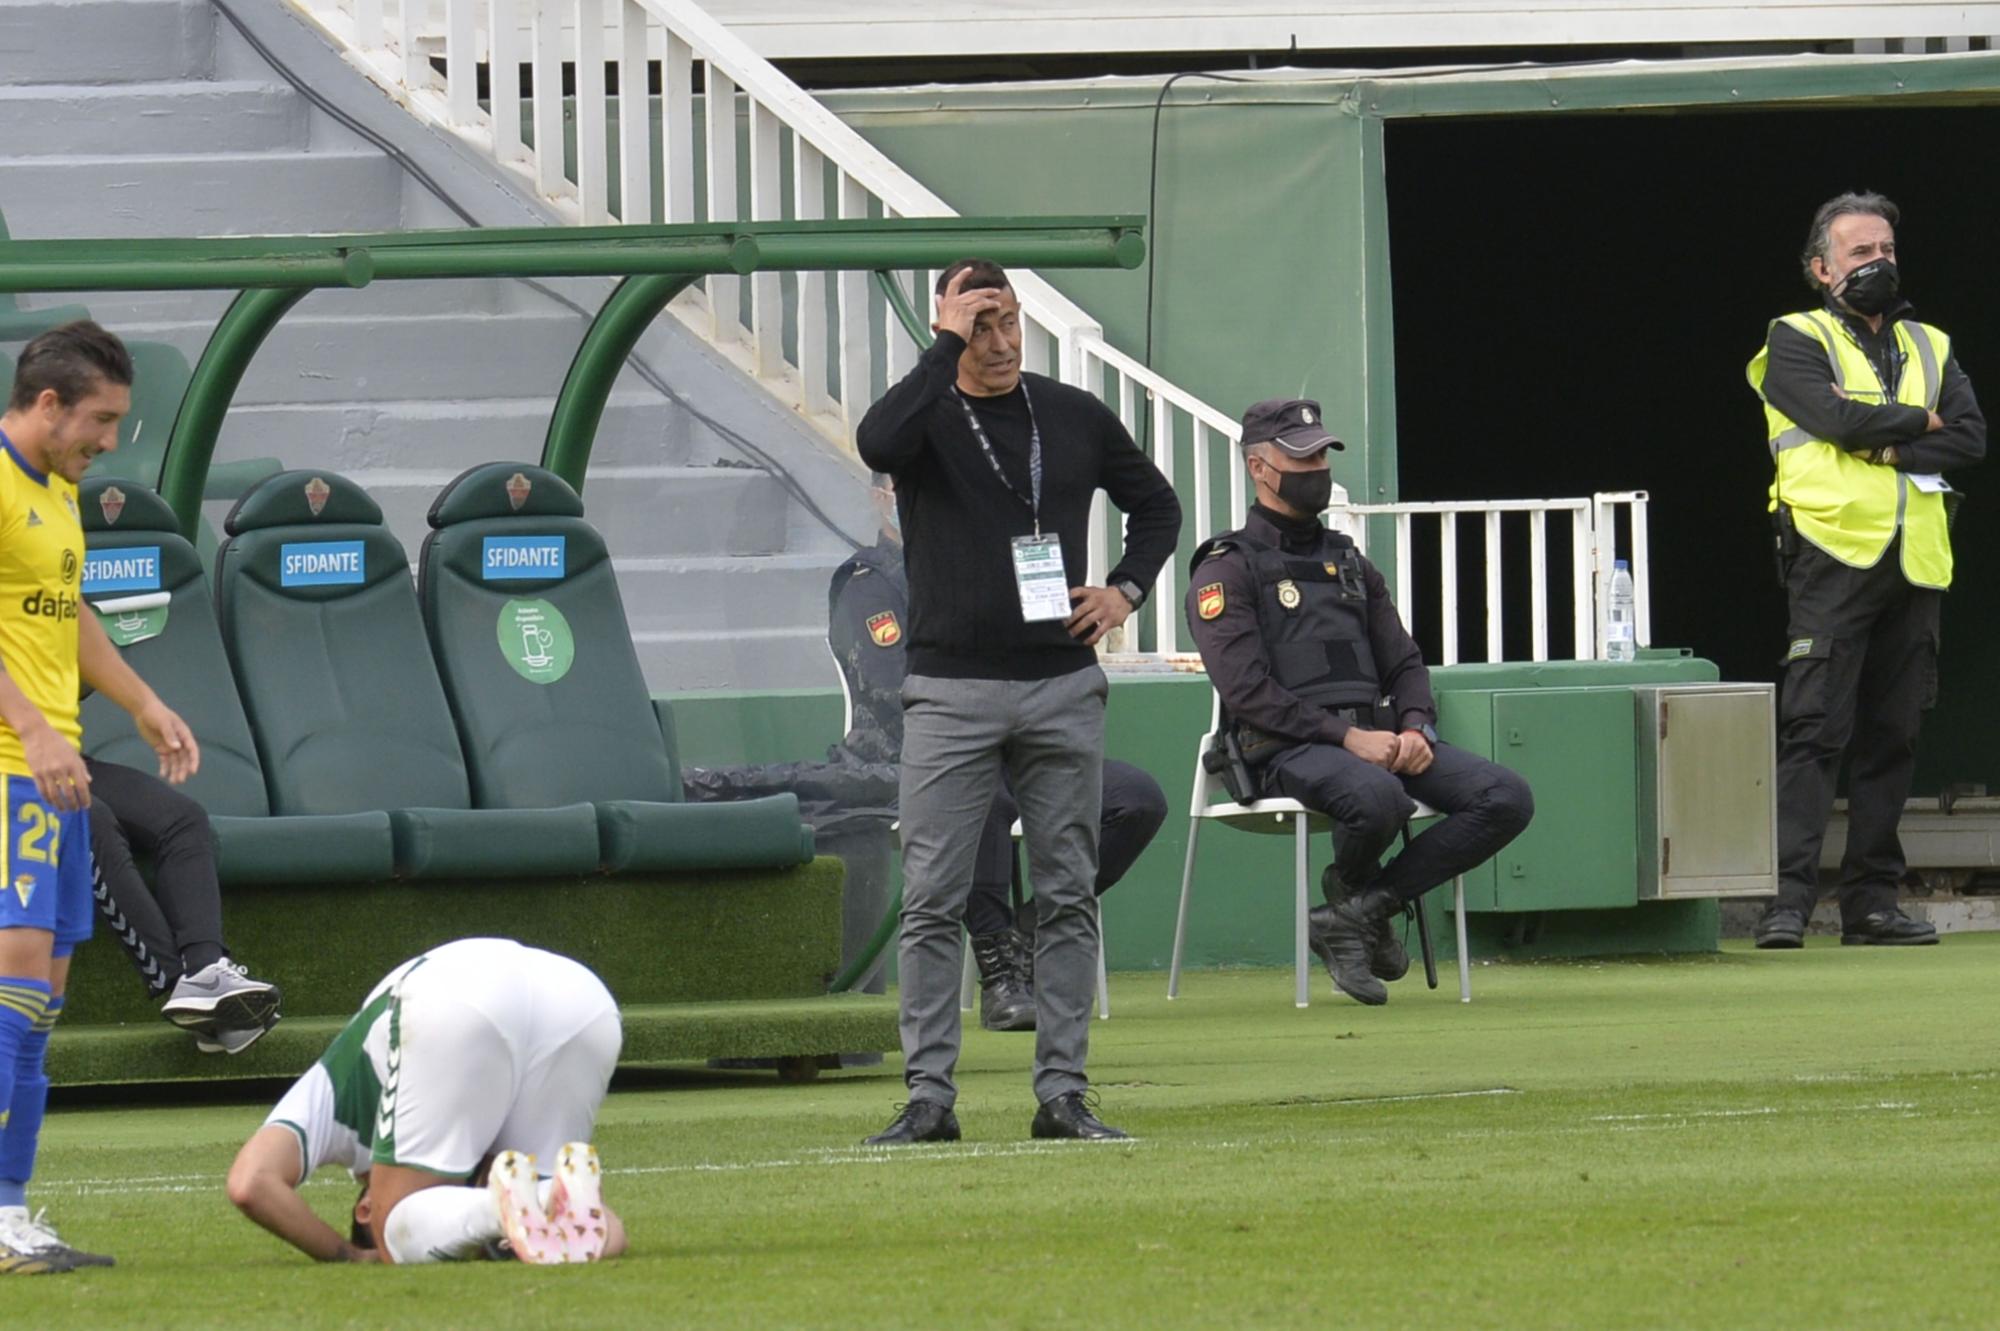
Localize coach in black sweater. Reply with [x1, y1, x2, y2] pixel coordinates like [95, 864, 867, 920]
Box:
[855, 259, 1180, 1145]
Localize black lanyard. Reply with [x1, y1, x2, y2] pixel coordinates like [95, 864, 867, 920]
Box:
[953, 381, 1043, 537]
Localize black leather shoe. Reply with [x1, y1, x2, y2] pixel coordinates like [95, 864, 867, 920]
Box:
[1753, 905, 1808, 949]
[1841, 910, 1939, 946]
[1370, 912, 1412, 983]
[1322, 867, 1408, 981]
[863, 1101, 962, 1146]
[970, 930, 1036, 1032]
[1307, 886, 1397, 1005]
[1031, 1090, 1130, 1141]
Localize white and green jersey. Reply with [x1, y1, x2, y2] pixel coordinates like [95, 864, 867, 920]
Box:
[264, 939, 621, 1181]
[265, 955, 425, 1179]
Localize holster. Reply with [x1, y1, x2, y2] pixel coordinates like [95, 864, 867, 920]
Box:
[1202, 729, 1257, 804]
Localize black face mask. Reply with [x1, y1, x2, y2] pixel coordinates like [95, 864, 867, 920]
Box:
[1270, 465, 1334, 515]
[1834, 259, 1901, 317]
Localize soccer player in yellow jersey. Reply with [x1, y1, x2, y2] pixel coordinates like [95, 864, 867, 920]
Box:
[0, 323, 198, 1274]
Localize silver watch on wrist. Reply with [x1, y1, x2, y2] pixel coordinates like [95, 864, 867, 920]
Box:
[1112, 578, 1147, 610]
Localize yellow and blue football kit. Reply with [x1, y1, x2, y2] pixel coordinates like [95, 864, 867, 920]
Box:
[0, 424, 95, 1249]
[0, 430, 90, 954]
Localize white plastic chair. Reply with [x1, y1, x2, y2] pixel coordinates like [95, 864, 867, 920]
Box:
[960, 819, 1112, 1021]
[1167, 692, 1470, 1007]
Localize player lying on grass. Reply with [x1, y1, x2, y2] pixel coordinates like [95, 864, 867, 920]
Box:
[225, 938, 628, 1265]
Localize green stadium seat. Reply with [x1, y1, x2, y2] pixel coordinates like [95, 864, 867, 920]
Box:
[418, 462, 812, 871]
[77, 477, 394, 883]
[214, 469, 602, 878]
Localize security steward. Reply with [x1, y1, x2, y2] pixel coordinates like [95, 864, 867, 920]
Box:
[829, 472, 1167, 1032]
[1747, 192, 1986, 949]
[1185, 400, 1532, 1006]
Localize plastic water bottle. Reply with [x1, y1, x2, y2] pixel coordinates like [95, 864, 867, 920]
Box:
[1605, 559, 1637, 662]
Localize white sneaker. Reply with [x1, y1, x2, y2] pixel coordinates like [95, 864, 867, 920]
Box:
[0, 1206, 112, 1270]
[193, 1021, 276, 1056]
[545, 1142, 609, 1263]
[486, 1152, 563, 1265]
[162, 960, 281, 1035]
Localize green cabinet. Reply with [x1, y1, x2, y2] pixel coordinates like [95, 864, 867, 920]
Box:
[1438, 687, 1638, 912]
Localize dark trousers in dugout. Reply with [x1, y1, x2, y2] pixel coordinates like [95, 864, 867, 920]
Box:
[1262, 739, 1534, 903]
[962, 760, 1168, 938]
[84, 758, 227, 995]
[1775, 539, 1940, 925]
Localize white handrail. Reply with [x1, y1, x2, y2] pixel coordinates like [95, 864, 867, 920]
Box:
[288, 0, 1117, 422]
[289, 0, 1656, 673]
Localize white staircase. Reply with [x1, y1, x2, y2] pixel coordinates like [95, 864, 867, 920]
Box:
[0, 0, 851, 689]
[284, 0, 1247, 662]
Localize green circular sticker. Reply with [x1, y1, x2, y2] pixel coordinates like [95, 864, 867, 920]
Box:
[498, 598, 575, 684]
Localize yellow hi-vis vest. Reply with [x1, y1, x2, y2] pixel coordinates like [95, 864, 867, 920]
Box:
[1747, 308, 1954, 589]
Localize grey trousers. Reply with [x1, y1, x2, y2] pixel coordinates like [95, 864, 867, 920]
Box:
[896, 667, 1106, 1106]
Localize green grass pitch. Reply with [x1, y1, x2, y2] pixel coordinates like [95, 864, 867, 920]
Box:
[10, 935, 2000, 1329]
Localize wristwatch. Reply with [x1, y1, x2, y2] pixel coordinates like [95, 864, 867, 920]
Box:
[1112, 578, 1147, 610]
[1413, 722, 1439, 745]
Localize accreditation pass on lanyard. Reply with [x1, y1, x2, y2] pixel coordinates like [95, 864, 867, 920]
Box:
[955, 381, 1071, 622]
[1011, 533, 1070, 622]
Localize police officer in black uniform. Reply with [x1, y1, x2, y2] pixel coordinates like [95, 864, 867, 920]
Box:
[1185, 400, 1534, 1006]
[829, 473, 1167, 1032]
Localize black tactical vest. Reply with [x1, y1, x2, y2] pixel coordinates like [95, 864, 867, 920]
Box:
[1195, 526, 1383, 713]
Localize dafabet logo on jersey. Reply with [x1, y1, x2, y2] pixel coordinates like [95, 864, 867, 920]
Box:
[20, 588, 78, 620]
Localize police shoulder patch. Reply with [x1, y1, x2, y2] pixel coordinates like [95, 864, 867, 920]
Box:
[867, 610, 901, 647]
[1196, 582, 1225, 620]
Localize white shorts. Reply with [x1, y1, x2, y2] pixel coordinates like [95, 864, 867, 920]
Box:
[375, 940, 622, 1178]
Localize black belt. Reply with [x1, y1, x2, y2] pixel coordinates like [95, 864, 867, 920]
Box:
[1237, 700, 1393, 763]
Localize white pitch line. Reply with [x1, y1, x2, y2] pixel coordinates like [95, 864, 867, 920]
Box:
[1591, 1101, 1917, 1123]
[616, 1137, 1227, 1176]
[1273, 1087, 1520, 1110]
[33, 1138, 1221, 1198]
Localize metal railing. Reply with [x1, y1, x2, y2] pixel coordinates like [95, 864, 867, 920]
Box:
[0, 219, 1144, 535]
[1088, 375, 1652, 663]
[287, 0, 1654, 670]
[288, 0, 1227, 451]
[1329, 492, 1652, 665]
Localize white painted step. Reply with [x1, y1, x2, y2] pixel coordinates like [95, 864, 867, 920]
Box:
[0, 0, 214, 87]
[614, 553, 843, 635]
[119, 308, 607, 404]
[633, 626, 837, 694]
[360, 464, 794, 560]
[0, 80, 306, 155]
[213, 392, 690, 477]
[0, 150, 402, 238]
[58, 277, 546, 331]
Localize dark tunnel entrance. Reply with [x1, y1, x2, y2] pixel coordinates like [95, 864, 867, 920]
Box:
[1384, 102, 1999, 793]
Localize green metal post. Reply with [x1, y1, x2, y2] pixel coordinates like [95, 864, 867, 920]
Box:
[873, 270, 934, 350]
[754, 227, 1144, 273]
[542, 274, 698, 492]
[159, 287, 309, 536]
